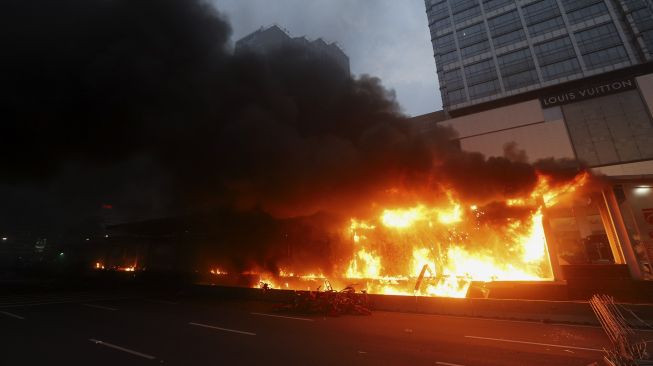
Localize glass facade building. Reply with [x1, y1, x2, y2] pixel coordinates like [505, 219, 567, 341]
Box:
[426, 0, 653, 112]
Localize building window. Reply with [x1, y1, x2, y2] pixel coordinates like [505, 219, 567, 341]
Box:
[565, 2, 609, 24]
[539, 58, 581, 80]
[561, 90, 653, 166]
[492, 29, 526, 48]
[467, 79, 501, 98]
[460, 40, 491, 58]
[435, 33, 457, 54]
[560, 0, 602, 12]
[503, 69, 540, 90]
[534, 36, 579, 67]
[622, 0, 649, 11]
[443, 68, 465, 90]
[528, 16, 565, 37]
[497, 48, 534, 73]
[583, 46, 629, 69]
[522, 0, 564, 36]
[451, 0, 480, 14]
[522, 0, 561, 24]
[631, 8, 653, 32]
[457, 23, 488, 48]
[464, 58, 498, 85]
[445, 88, 468, 104]
[432, 16, 452, 30]
[575, 23, 623, 55]
[453, 4, 482, 24]
[574, 22, 629, 69]
[497, 48, 539, 90]
[487, 10, 523, 38]
[545, 193, 615, 266]
[483, 0, 514, 13]
[437, 50, 460, 65]
[428, 1, 450, 21]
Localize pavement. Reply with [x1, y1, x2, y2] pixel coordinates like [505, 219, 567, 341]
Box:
[0, 289, 634, 366]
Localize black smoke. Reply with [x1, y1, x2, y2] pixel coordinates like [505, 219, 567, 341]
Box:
[1, 0, 585, 246]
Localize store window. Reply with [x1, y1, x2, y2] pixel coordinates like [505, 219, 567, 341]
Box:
[545, 193, 615, 265]
[615, 184, 653, 278]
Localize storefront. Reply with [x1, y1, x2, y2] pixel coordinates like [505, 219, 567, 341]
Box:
[416, 70, 653, 283]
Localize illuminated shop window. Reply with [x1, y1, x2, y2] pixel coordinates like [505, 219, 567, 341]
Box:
[615, 184, 653, 279]
[545, 193, 614, 265]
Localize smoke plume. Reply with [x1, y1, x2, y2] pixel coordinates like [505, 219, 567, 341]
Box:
[1, 0, 585, 248]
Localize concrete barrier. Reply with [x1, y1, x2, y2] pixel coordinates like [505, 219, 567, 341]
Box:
[190, 284, 653, 326]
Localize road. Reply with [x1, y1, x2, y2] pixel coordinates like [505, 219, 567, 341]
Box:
[0, 289, 618, 365]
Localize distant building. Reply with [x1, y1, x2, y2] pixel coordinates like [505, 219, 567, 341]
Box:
[235, 25, 350, 76]
[425, 0, 653, 113]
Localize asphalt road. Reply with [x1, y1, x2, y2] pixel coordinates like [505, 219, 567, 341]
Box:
[0, 289, 620, 366]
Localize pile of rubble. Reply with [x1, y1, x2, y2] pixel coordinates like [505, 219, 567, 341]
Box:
[272, 281, 372, 317]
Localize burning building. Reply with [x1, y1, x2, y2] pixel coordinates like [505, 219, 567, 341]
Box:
[419, 0, 653, 298]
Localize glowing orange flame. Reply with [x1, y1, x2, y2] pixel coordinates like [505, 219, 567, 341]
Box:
[242, 172, 590, 299]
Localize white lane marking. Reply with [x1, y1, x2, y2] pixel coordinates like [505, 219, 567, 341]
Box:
[375, 311, 653, 333]
[82, 304, 118, 311]
[436, 362, 466, 366]
[189, 322, 256, 336]
[250, 312, 314, 322]
[0, 311, 25, 320]
[0, 296, 137, 309]
[464, 335, 603, 352]
[0, 293, 113, 305]
[89, 339, 156, 360]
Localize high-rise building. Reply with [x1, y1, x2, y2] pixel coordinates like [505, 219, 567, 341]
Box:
[417, 0, 653, 284]
[425, 0, 653, 113]
[235, 25, 350, 77]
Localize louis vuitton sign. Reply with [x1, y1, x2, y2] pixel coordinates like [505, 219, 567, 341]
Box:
[540, 78, 637, 108]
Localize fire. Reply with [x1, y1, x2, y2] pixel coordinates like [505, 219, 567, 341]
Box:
[411, 248, 434, 277]
[337, 172, 587, 298]
[346, 249, 381, 279]
[210, 268, 228, 275]
[381, 206, 425, 228]
[299, 273, 325, 280]
[94, 262, 105, 270]
[380, 201, 462, 229]
[241, 172, 590, 299]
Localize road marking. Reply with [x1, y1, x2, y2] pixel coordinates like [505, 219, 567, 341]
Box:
[0, 296, 138, 309]
[436, 362, 466, 366]
[464, 335, 603, 352]
[89, 339, 156, 360]
[250, 312, 314, 322]
[387, 311, 605, 330]
[0, 311, 25, 320]
[373, 311, 653, 332]
[189, 322, 256, 336]
[83, 304, 118, 311]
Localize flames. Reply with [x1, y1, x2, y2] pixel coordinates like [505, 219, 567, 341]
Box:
[338, 172, 589, 297]
[216, 171, 590, 299]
